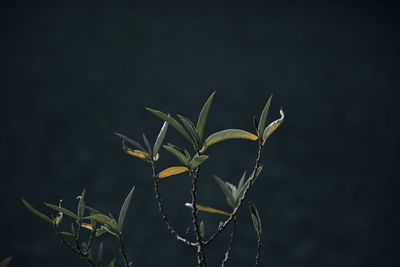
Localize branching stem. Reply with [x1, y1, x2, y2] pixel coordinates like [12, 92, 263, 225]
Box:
[255, 237, 262, 267]
[221, 215, 237, 267]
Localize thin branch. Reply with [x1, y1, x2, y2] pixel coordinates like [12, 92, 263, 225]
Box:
[255, 237, 262, 267]
[118, 234, 132, 267]
[204, 142, 264, 246]
[150, 162, 196, 247]
[221, 215, 237, 267]
[190, 168, 207, 266]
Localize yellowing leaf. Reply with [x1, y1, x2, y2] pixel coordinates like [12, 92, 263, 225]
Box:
[157, 166, 189, 179]
[201, 129, 258, 152]
[185, 203, 230, 216]
[81, 223, 93, 231]
[125, 148, 149, 160]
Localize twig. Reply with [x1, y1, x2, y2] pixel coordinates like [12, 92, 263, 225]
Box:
[221, 215, 237, 267]
[190, 168, 207, 266]
[204, 142, 264, 246]
[150, 162, 196, 247]
[118, 234, 132, 267]
[255, 237, 262, 267]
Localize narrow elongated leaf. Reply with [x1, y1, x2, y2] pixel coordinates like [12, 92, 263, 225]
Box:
[197, 91, 216, 142]
[153, 121, 168, 156]
[199, 221, 206, 238]
[125, 148, 150, 161]
[157, 166, 189, 179]
[83, 205, 102, 215]
[90, 214, 119, 233]
[258, 95, 273, 135]
[213, 175, 236, 208]
[201, 129, 258, 152]
[115, 133, 146, 151]
[101, 225, 119, 237]
[185, 203, 230, 216]
[163, 145, 189, 166]
[146, 108, 194, 145]
[45, 203, 78, 221]
[178, 115, 198, 144]
[142, 134, 152, 155]
[22, 198, 53, 224]
[97, 242, 104, 263]
[249, 202, 262, 236]
[237, 171, 247, 193]
[262, 109, 285, 145]
[184, 150, 191, 161]
[108, 258, 116, 267]
[189, 154, 209, 169]
[81, 223, 93, 231]
[118, 186, 135, 232]
[77, 188, 86, 221]
[0, 256, 12, 267]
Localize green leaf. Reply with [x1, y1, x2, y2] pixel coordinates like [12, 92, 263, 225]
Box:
[201, 129, 258, 152]
[142, 134, 152, 155]
[90, 214, 119, 234]
[83, 205, 102, 215]
[184, 150, 191, 161]
[118, 186, 135, 232]
[101, 226, 119, 237]
[177, 115, 199, 145]
[163, 145, 189, 166]
[237, 171, 247, 193]
[97, 242, 104, 263]
[77, 188, 86, 221]
[45, 203, 78, 221]
[153, 121, 168, 157]
[197, 91, 216, 142]
[258, 95, 273, 136]
[0, 256, 12, 267]
[213, 175, 236, 209]
[108, 258, 116, 267]
[115, 133, 146, 152]
[189, 154, 209, 169]
[253, 116, 259, 134]
[199, 221, 206, 239]
[262, 109, 285, 145]
[59, 231, 75, 238]
[146, 108, 194, 145]
[22, 198, 53, 225]
[249, 202, 262, 236]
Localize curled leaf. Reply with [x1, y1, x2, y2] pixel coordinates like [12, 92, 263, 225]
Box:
[262, 108, 285, 145]
[157, 166, 189, 179]
[201, 129, 258, 152]
[249, 202, 262, 237]
[118, 186, 135, 232]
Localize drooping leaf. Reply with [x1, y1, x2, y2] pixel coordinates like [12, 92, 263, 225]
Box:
[45, 203, 78, 221]
[153, 121, 168, 157]
[199, 221, 206, 238]
[213, 175, 236, 209]
[108, 258, 117, 267]
[77, 188, 86, 221]
[201, 129, 258, 152]
[249, 202, 262, 236]
[189, 154, 209, 169]
[262, 109, 285, 145]
[22, 198, 53, 225]
[157, 166, 189, 179]
[197, 91, 216, 142]
[0, 256, 12, 267]
[125, 148, 150, 161]
[178, 115, 199, 144]
[118, 186, 135, 232]
[146, 108, 194, 145]
[142, 134, 152, 155]
[97, 242, 104, 263]
[163, 145, 189, 166]
[185, 203, 230, 216]
[115, 133, 147, 152]
[258, 95, 273, 136]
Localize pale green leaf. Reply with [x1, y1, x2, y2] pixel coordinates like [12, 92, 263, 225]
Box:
[77, 188, 86, 221]
[201, 129, 258, 152]
[199, 221, 206, 239]
[118, 186, 135, 232]
[97, 242, 104, 263]
[153, 121, 168, 157]
[213, 175, 236, 209]
[262, 109, 285, 145]
[197, 91, 216, 142]
[177, 115, 198, 144]
[163, 145, 189, 166]
[189, 154, 209, 169]
[45, 203, 78, 221]
[22, 198, 53, 225]
[258, 95, 273, 136]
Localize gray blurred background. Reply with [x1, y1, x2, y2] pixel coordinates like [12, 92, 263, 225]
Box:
[1, 0, 399, 266]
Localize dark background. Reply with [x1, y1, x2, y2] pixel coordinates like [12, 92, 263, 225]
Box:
[1, 0, 399, 266]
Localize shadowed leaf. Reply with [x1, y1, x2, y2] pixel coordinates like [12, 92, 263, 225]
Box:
[45, 203, 78, 221]
[163, 145, 190, 166]
[213, 175, 236, 208]
[0, 256, 12, 267]
[108, 258, 116, 267]
[77, 188, 86, 221]
[22, 198, 53, 225]
[115, 133, 146, 151]
[199, 221, 206, 238]
[189, 154, 209, 169]
[178, 115, 198, 144]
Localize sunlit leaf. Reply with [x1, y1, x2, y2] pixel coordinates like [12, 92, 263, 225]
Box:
[163, 145, 189, 166]
[118, 186, 135, 232]
[262, 109, 285, 145]
[77, 188, 86, 221]
[213, 175, 236, 209]
[157, 166, 189, 179]
[189, 154, 209, 169]
[45, 203, 78, 221]
[237, 171, 247, 193]
[199, 221, 206, 239]
[81, 223, 93, 231]
[22, 198, 53, 225]
[54, 212, 63, 225]
[0, 256, 12, 267]
[153, 121, 168, 157]
[125, 148, 150, 161]
[258, 95, 273, 136]
[201, 129, 258, 152]
[187, 203, 230, 216]
[115, 133, 146, 152]
[197, 91, 216, 142]
[146, 108, 194, 145]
